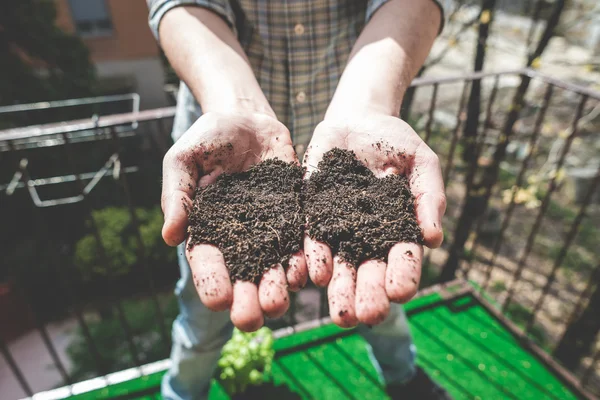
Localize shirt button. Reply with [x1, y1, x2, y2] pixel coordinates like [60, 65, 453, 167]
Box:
[294, 23, 305, 36]
[296, 91, 306, 103]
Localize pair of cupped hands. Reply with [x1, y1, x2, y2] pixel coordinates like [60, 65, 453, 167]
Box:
[161, 111, 446, 332]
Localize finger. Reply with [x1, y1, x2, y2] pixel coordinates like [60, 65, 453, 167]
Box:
[187, 244, 233, 311]
[411, 146, 446, 248]
[302, 132, 336, 178]
[304, 236, 333, 287]
[258, 265, 290, 318]
[161, 147, 198, 246]
[356, 260, 390, 325]
[286, 251, 308, 291]
[416, 192, 446, 248]
[386, 243, 423, 303]
[328, 257, 359, 328]
[231, 281, 264, 332]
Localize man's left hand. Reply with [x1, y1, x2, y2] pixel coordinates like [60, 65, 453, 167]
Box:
[303, 115, 446, 327]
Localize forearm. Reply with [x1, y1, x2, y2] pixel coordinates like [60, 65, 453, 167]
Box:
[159, 6, 274, 116]
[325, 0, 441, 120]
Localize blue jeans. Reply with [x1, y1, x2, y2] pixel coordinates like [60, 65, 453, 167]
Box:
[162, 245, 416, 400]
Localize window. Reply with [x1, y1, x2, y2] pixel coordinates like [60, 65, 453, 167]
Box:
[68, 0, 113, 37]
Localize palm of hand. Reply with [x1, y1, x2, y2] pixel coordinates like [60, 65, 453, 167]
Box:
[161, 112, 307, 332]
[303, 116, 446, 327]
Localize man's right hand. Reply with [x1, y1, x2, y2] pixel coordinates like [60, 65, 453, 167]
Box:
[161, 111, 308, 332]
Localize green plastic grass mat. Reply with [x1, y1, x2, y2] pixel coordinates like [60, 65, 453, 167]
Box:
[65, 291, 579, 400]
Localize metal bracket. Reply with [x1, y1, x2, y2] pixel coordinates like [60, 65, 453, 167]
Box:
[3, 153, 138, 207]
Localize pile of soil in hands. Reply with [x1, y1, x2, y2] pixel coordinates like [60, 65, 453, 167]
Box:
[188, 158, 304, 284]
[304, 148, 423, 267]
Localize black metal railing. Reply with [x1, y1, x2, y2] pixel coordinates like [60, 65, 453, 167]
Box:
[1, 69, 599, 398]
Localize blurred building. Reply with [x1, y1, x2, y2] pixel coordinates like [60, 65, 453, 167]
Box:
[54, 0, 169, 109]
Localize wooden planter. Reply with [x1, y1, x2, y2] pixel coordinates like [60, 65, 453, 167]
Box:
[0, 281, 35, 342]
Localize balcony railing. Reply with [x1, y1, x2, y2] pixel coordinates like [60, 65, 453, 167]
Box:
[1, 69, 599, 399]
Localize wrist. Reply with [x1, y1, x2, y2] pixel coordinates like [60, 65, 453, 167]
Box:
[324, 86, 406, 121]
[192, 72, 276, 118]
[324, 44, 410, 120]
[201, 91, 276, 119]
[324, 97, 404, 121]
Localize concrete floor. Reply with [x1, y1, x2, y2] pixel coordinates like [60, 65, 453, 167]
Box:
[1, 318, 77, 400]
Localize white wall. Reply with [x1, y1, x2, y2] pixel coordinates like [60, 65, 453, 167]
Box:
[95, 57, 168, 110]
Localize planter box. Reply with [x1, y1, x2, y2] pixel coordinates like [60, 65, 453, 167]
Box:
[0, 282, 35, 342]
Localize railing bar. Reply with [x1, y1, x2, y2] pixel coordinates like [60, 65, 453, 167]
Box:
[442, 81, 470, 186]
[0, 167, 138, 192]
[462, 211, 488, 280]
[526, 0, 544, 51]
[153, 119, 171, 155]
[319, 288, 328, 319]
[414, 67, 600, 98]
[422, 248, 434, 281]
[35, 321, 73, 386]
[411, 68, 529, 88]
[423, 83, 438, 144]
[480, 83, 555, 291]
[109, 127, 170, 351]
[502, 94, 589, 311]
[462, 76, 501, 278]
[475, 75, 501, 166]
[525, 161, 600, 333]
[560, 264, 600, 335]
[0, 129, 139, 153]
[581, 346, 600, 386]
[288, 291, 298, 326]
[0, 93, 139, 114]
[0, 107, 176, 141]
[83, 153, 119, 195]
[18, 161, 108, 380]
[60, 131, 142, 369]
[0, 337, 34, 397]
[524, 69, 600, 101]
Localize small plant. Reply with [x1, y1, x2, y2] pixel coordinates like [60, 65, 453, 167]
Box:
[490, 280, 507, 293]
[505, 303, 549, 349]
[74, 207, 175, 280]
[218, 327, 275, 396]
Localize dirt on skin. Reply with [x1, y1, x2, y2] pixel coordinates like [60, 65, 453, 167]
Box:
[188, 158, 304, 284]
[304, 148, 423, 267]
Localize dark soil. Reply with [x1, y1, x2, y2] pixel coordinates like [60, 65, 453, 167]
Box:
[304, 148, 422, 267]
[188, 159, 304, 284]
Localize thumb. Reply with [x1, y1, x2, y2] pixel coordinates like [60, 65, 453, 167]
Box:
[162, 190, 193, 246]
[415, 191, 446, 248]
[302, 142, 329, 179]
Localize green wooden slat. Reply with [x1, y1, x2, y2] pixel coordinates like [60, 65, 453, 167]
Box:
[273, 323, 347, 351]
[410, 318, 512, 399]
[303, 338, 385, 399]
[276, 350, 349, 399]
[61, 291, 581, 400]
[416, 353, 474, 400]
[67, 373, 163, 400]
[441, 305, 577, 399]
[404, 292, 443, 312]
[409, 301, 578, 400]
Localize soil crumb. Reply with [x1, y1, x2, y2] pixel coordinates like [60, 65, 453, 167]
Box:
[188, 159, 304, 284]
[304, 148, 422, 267]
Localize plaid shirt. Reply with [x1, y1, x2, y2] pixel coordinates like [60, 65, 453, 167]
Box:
[148, 0, 450, 146]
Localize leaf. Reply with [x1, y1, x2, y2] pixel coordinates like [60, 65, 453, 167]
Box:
[480, 10, 491, 24]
